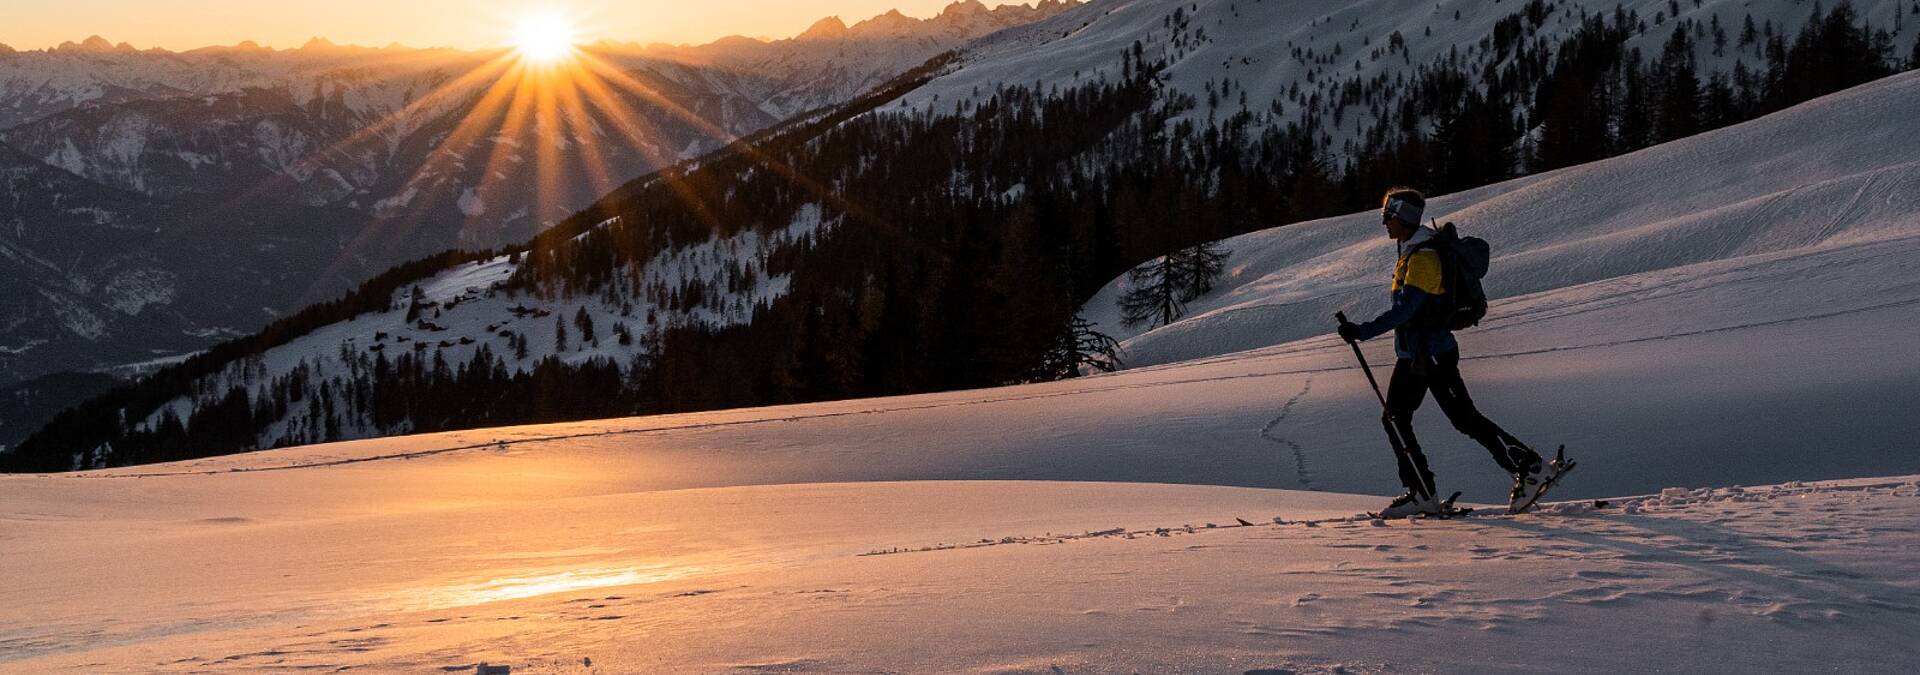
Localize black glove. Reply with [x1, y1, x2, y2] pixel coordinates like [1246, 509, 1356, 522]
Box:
[1337, 321, 1361, 342]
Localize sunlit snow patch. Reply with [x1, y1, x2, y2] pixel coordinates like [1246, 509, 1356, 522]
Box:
[394, 564, 701, 611]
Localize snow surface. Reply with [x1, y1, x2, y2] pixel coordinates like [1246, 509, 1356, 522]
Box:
[1083, 67, 1920, 369]
[4, 429, 1917, 671]
[7, 14, 1920, 674]
[5, 133, 1920, 670]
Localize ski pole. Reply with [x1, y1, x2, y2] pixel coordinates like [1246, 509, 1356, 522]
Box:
[1335, 311, 1390, 411]
[1337, 311, 1431, 500]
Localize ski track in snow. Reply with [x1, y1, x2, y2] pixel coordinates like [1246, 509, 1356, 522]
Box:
[1258, 373, 1316, 491]
[857, 477, 1920, 557]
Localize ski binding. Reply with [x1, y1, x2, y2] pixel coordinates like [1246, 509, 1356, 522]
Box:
[1509, 445, 1576, 514]
[1368, 491, 1475, 520]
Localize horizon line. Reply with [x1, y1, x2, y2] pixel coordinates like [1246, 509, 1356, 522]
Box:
[0, 0, 1074, 54]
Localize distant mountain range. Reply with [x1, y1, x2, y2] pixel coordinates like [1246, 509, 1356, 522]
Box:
[0, 1, 1079, 388]
[15, 0, 1909, 471]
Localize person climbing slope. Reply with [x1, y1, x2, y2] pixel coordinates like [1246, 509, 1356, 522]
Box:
[1336, 188, 1563, 517]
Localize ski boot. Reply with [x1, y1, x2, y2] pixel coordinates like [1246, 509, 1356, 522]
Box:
[1373, 490, 1440, 519]
[1509, 445, 1575, 514]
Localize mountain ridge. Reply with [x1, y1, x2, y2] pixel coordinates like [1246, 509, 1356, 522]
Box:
[5, 2, 1070, 56]
[6, 0, 1914, 470]
[0, 2, 1078, 395]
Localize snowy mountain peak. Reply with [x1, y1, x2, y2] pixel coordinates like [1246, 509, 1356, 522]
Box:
[59, 35, 118, 52]
[798, 16, 851, 40]
[852, 9, 919, 35]
[940, 0, 992, 19]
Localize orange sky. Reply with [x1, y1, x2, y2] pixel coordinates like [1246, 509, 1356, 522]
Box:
[0, 1, 1027, 52]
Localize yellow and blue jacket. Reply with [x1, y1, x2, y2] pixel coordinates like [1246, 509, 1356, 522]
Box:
[1353, 226, 1459, 359]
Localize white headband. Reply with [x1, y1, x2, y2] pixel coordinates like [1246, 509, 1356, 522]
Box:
[1383, 197, 1423, 225]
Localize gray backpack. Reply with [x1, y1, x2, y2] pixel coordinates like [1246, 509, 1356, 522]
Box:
[1416, 222, 1490, 330]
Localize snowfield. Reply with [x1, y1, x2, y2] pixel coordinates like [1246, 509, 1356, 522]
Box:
[8, 28, 1920, 675]
[4, 458, 1918, 671]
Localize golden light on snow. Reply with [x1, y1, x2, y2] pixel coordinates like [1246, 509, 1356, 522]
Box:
[511, 11, 577, 65]
[402, 564, 701, 610]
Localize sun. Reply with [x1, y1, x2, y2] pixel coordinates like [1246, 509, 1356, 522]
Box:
[513, 11, 577, 65]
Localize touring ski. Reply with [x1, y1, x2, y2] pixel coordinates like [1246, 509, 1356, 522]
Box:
[1368, 490, 1475, 520]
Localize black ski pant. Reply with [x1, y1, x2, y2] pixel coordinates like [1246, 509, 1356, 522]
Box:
[1384, 349, 1538, 497]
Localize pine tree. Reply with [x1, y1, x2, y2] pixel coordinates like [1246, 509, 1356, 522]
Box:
[1033, 316, 1123, 380]
[1702, 72, 1738, 130]
[1616, 51, 1655, 151]
[1871, 29, 1896, 72]
[1431, 89, 1517, 191]
[1654, 25, 1701, 143]
[1119, 254, 1185, 329]
[1731, 60, 1761, 118]
[554, 314, 569, 351]
[1118, 241, 1230, 329]
[1174, 242, 1230, 302]
[1533, 16, 1629, 171]
[574, 307, 597, 346]
[404, 286, 425, 322]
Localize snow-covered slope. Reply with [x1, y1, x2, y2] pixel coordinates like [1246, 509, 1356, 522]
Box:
[2, 350, 1916, 671]
[6, 464, 1919, 672]
[1082, 67, 1920, 367]
[7, 76, 1920, 671]
[109, 206, 832, 454]
[887, 0, 1918, 152]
